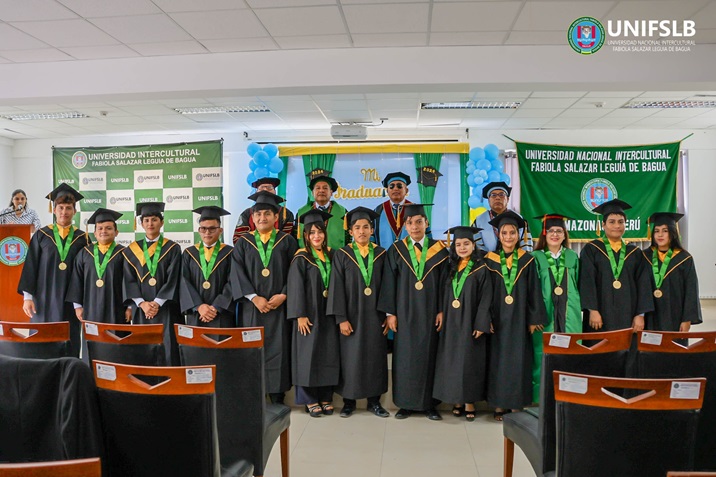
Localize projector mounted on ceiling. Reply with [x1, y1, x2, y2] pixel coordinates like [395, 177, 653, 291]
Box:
[331, 124, 367, 140]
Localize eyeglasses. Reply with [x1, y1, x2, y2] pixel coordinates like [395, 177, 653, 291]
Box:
[546, 228, 565, 236]
[489, 192, 507, 199]
[388, 183, 404, 189]
[198, 226, 220, 233]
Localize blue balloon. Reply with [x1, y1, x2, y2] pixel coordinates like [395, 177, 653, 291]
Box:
[467, 174, 477, 187]
[268, 157, 284, 174]
[484, 143, 500, 161]
[483, 197, 491, 208]
[475, 176, 484, 186]
[466, 163, 476, 175]
[253, 150, 270, 167]
[469, 147, 485, 163]
[500, 173, 511, 185]
[262, 143, 279, 159]
[473, 183, 485, 196]
[247, 142, 261, 157]
[478, 169, 488, 179]
[246, 172, 257, 186]
[248, 159, 258, 171]
[254, 167, 269, 179]
[468, 195, 481, 209]
[476, 159, 492, 171]
[488, 170, 501, 182]
[490, 159, 504, 172]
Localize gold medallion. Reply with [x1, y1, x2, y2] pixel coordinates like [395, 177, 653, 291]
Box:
[505, 295, 514, 305]
[58, 262, 67, 270]
[414, 281, 424, 290]
[202, 281, 211, 290]
[96, 279, 104, 288]
[613, 280, 622, 289]
[262, 268, 271, 277]
[323, 289, 329, 298]
[148, 277, 157, 286]
[364, 287, 372, 296]
[452, 299, 461, 309]
[554, 286, 564, 296]
[654, 289, 663, 298]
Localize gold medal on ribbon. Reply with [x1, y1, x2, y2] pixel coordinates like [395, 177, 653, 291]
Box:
[613, 280, 621, 289]
[202, 281, 211, 290]
[58, 262, 67, 270]
[96, 279, 104, 288]
[262, 268, 271, 277]
[322, 289, 328, 298]
[452, 299, 460, 309]
[554, 286, 564, 296]
[414, 281, 424, 290]
[364, 287, 372, 296]
[148, 277, 157, 286]
[654, 289, 663, 298]
[505, 295, 514, 305]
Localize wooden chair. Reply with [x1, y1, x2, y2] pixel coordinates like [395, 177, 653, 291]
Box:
[0, 321, 70, 358]
[637, 330, 716, 471]
[176, 324, 290, 477]
[83, 321, 166, 366]
[0, 458, 101, 477]
[554, 371, 705, 477]
[503, 328, 633, 477]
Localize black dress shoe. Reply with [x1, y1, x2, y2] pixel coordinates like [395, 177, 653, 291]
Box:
[425, 409, 442, 421]
[340, 405, 355, 418]
[367, 403, 390, 418]
[395, 408, 412, 419]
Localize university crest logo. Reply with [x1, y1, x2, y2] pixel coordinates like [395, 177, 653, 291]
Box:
[581, 178, 617, 213]
[0, 237, 28, 266]
[568, 17, 605, 54]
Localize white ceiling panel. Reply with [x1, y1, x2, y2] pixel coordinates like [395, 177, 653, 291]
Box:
[369, 110, 418, 119]
[366, 99, 418, 110]
[530, 92, 588, 98]
[315, 100, 369, 110]
[502, 118, 552, 128]
[57, 0, 162, 17]
[584, 91, 642, 98]
[0, 23, 50, 50]
[143, 114, 197, 124]
[201, 38, 277, 52]
[419, 92, 475, 101]
[103, 116, 154, 125]
[693, 2, 716, 28]
[429, 31, 506, 46]
[459, 109, 516, 118]
[255, 6, 346, 36]
[0, 48, 72, 62]
[600, 108, 659, 118]
[343, 3, 429, 34]
[89, 14, 192, 43]
[431, 2, 522, 32]
[170, 10, 268, 40]
[588, 117, 639, 128]
[605, 0, 709, 21]
[672, 118, 716, 127]
[557, 108, 611, 118]
[649, 108, 714, 118]
[246, 0, 337, 7]
[352, 33, 427, 47]
[324, 110, 373, 121]
[628, 117, 684, 127]
[511, 108, 564, 118]
[11, 19, 120, 47]
[262, 101, 320, 112]
[117, 104, 176, 115]
[546, 117, 598, 127]
[512, 1, 615, 31]
[0, 0, 77, 22]
[505, 31, 566, 45]
[274, 34, 352, 49]
[364, 92, 420, 100]
[128, 40, 207, 56]
[520, 98, 579, 109]
[153, 0, 248, 13]
[569, 97, 630, 109]
[61, 44, 139, 60]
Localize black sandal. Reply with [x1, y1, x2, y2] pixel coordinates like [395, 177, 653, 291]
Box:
[493, 409, 511, 422]
[321, 403, 334, 415]
[465, 407, 476, 422]
[305, 404, 322, 417]
[452, 405, 463, 417]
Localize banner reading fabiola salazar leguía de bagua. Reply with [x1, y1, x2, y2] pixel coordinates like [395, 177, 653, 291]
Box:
[516, 140, 680, 241]
[53, 140, 223, 248]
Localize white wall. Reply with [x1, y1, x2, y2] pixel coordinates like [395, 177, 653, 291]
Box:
[0, 137, 16, 206]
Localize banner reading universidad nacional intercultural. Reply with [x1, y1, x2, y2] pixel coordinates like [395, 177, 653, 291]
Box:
[53, 140, 223, 248]
[516, 140, 680, 241]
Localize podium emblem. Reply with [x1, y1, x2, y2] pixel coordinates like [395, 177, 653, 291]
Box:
[0, 237, 28, 266]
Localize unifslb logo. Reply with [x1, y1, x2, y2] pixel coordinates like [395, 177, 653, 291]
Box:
[568, 17, 605, 54]
[0, 237, 28, 266]
[582, 178, 617, 213]
[72, 151, 88, 169]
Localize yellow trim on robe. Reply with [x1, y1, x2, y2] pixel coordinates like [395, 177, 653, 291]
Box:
[608, 238, 622, 252]
[97, 243, 113, 254]
[355, 242, 372, 258]
[278, 142, 469, 156]
[259, 231, 272, 244]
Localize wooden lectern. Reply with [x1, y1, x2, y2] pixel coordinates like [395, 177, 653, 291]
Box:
[0, 224, 32, 323]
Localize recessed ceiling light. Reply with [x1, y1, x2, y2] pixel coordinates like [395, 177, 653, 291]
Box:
[623, 101, 716, 109]
[0, 111, 90, 121]
[421, 101, 521, 110]
[174, 106, 270, 114]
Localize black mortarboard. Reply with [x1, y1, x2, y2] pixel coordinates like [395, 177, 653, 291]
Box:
[482, 181, 512, 199]
[135, 202, 165, 218]
[444, 226, 482, 241]
[534, 213, 572, 235]
[417, 166, 442, 187]
[248, 190, 284, 213]
[299, 209, 332, 227]
[87, 208, 122, 225]
[382, 172, 411, 188]
[488, 210, 525, 230]
[46, 183, 83, 203]
[592, 199, 631, 218]
[193, 206, 230, 222]
[308, 173, 338, 192]
[402, 203, 431, 219]
[648, 212, 683, 227]
[345, 206, 379, 230]
[251, 177, 280, 189]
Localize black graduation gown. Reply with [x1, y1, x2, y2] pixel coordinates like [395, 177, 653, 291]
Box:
[484, 250, 546, 409]
[180, 243, 236, 328]
[378, 238, 449, 411]
[326, 244, 389, 400]
[66, 243, 127, 324]
[287, 249, 340, 387]
[231, 206, 295, 244]
[230, 231, 298, 394]
[17, 225, 90, 357]
[643, 248, 702, 331]
[579, 240, 654, 331]
[433, 261, 492, 404]
[122, 238, 183, 365]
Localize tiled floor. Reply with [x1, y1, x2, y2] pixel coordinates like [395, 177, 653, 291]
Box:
[264, 300, 716, 477]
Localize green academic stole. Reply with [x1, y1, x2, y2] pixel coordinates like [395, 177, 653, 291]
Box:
[602, 237, 626, 289]
[255, 229, 277, 277]
[450, 259, 473, 308]
[93, 242, 117, 287]
[500, 249, 518, 304]
[651, 248, 674, 298]
[352, 242, 375, 296]
[142, 234, 164, 283]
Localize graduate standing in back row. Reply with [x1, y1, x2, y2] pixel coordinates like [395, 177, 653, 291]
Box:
[180, 206, 236, 328]
[19, 183, 90, 357]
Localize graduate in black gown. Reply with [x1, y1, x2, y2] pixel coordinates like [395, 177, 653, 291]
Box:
[579, 199, 654, 333]
[18, 183, 90, 357]
[122, 202, 183, 365]
[231, 191, 298, 404]
[327, 206, 390, 419]
[379, 203, 449, 421]
[643, 212, 702, 332]
[484, 211, 546, 420]
[287, 209, 339, 417]
[231, 177, 295, 244]
[180, 206, 236, 328]
[433, 226, 492, 422]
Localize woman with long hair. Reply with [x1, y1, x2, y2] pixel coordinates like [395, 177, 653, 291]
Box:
[0, 189, 42, 232]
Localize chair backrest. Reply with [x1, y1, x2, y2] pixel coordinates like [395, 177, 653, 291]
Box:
[554, 371, 705, 477]
[0, 321, 70, 359]
[84, 321, 165, 366]
[92, 360, 220, 477]
[539, 328, 633, 474]
[637, 331, 716, 471]
[0, 457, 101, 477]
[175, 324, 266, 471]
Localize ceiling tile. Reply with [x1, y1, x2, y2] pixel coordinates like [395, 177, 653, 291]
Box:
[344, 3, 429, 34]
[61, 44, 140, 59]
[315, 99, 369, 110]
[367, 99, 418, 110]
[629, 117, 684, 127]
[588, 117, 638, 128]
[429, 31, 506, 46]
[530, 92, 588, 98]
[512, 1, 614, 31]
[342, 0, 426, 3]
[364, 92, 420, 100]
[11, 19, 120, 48]
[117, 104, 176, 115]
[584, 91, 642, 98]
[57, 0, 161, 17]
[201, 38, 277, 52]
[352, 33, 427, 47]
[601, 108, 659, 118]
[605, 0, 709, 22]
[255, 6, 346, 36]
[557, 108, 610, 118]
[671, 118, 716, 128]
[520, 98, 579, 109]
[505, 31, 566, 45]
[0, 48, 73, 62]
[431, 2, 522, 32]
[128, 40, 207, 56]
[473, 92, 532, 99]
[419, 92, 474, 102]
[501, 118, 551, 128]
[0, 24, 48, 50]
[143, 114, 197, 124]
[103, 116, 154, 125]
[274, 34, 352, 49]
[247, 0, 336, 7]
[511, 108, 564, 118]
[262, 101, 320, 112]
[170, 10, 267, 40]
[692, 2, 716, 29]
[545, 117, 596, 127]
[569, 97, 630, 109]
[324, 110, 373, 121]
[311, 94, 365, 100]
[0, 0, 77, 21]
[649, 108, 713, 118]
[153, 0, 248, 13]
[368, 110, 417, 120]
[89, 14, 192, 43]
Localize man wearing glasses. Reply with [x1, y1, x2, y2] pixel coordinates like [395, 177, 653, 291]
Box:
[471, 181, 533, 252]
[232, 177, 295, 244]
[180, 206, 237, 328]
[373, 172, 422, 249]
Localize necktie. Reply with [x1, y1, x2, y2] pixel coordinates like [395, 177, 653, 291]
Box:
[392, 203, 399, 217]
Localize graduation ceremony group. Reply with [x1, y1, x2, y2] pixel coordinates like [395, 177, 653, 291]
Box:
[12, 163, 702, 425]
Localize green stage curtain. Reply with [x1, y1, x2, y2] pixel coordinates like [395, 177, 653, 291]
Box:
[302, 154, 337, 201]
[413, 152, 443, 223]
[277, 156, 289, 199]
[459, 153, 469, 226]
